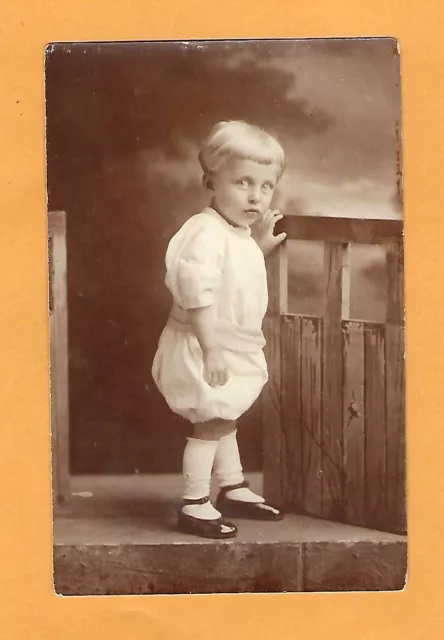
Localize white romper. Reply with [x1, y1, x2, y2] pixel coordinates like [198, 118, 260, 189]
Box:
[152, 207, 269, 423]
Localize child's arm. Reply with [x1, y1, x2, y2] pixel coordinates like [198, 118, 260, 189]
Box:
[188, 305, 228, 388]
[253, 209, 287, 256]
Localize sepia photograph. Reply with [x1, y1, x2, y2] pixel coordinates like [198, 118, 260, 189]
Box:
[46, 37, 406, 595]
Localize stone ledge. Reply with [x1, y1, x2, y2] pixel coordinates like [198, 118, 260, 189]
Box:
[54, 542, 303, 595]
[303, 540, 407, 592]
[53, 476, 407, 595]
[54, 538, 406, 595]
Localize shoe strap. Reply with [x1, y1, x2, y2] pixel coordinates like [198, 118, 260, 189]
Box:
[182, 495, 210, 506]
[219, 480, 250, 495]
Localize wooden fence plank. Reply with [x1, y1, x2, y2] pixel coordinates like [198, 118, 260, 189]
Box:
[49, 311, 59, 504]
[300, 317, 323, 515]
[385, 240, 406, 533]
[49, 211, 70, 505]
[262, 244, 287, 505]
[321, 243, 345, 521]
[386, 240, 404, 325]
[341, 244, 351, 320]
[280, 315, 302, 509]
[48, 210, 66, 235]
[385, 325, 406, 533]
[262, 320, 282, 504]
[364, 324, 387, 530]
[267, 239, 288, 315]
[342, 321, 366, 527]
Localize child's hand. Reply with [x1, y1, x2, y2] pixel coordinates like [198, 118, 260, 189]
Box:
[203, 347, 229, 387]
[252, 209, 287, 256]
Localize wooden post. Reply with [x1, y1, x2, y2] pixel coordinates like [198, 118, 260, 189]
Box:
[341, 244, 351, 320]
[342, 321, 365, 526]
[262, 242, 287, 505]
[364, 324, 387, 529]
[300, 316, 322, 515]
[48, 211, 70, 506]
[385, 240, 406, 533]
[281, 315, 303, 508]
[321, 242, 346, 520]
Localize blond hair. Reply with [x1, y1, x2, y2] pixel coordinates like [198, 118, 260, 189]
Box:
[198, 120, 285, 181]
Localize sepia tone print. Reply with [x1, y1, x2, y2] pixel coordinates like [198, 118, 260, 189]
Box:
[46, 37, 406, 594]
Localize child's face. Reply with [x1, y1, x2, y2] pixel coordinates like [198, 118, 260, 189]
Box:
[210, 157, 280, 228]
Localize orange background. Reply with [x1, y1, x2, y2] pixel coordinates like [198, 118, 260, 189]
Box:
[1, 1, 443, 638]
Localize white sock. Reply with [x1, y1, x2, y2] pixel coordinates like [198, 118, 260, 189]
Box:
[214, 430, 265, 503]
[181, 437, 221, 520]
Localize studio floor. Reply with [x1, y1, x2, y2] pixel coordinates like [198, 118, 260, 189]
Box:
[53, 474, 407, 595]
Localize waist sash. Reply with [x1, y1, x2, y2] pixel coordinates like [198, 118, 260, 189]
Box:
[167, 305, 266, 354]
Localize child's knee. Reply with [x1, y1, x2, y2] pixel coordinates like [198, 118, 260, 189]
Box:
[193, 419, 236, 441]
[217, 420, 236, 438]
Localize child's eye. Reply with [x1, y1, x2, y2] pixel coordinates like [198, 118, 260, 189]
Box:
[237, 179, 250, 187]
[262, 183, 274, 191]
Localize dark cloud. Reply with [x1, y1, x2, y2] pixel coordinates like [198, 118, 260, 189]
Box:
[45, 41, 333, 167]
[46, 38, 401, 214]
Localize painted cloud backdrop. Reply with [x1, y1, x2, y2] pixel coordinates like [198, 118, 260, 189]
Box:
[45, 39, 402, 470]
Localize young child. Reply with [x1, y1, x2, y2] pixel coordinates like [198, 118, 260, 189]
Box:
[152, 120, 287, 539]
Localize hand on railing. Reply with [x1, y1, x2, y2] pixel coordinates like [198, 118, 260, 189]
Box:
[252, 209, 287, 257]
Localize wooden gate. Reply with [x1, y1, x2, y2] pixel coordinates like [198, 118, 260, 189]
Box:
[48, 211, 70, 505]
[262, 215, 405, 534]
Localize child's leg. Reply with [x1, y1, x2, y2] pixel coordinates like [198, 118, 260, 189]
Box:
[213, 427, 265, 502]
[181, 437, 220, 519]
[180, 419, 237, 535]
[213, 426, 284, 520]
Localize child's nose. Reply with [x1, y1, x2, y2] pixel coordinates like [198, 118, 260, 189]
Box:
[248, 187, 261, 203]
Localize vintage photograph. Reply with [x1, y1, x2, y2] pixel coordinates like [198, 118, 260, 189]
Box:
[46, 37, 406, 594]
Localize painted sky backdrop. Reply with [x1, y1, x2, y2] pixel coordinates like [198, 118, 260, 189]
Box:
[45, 39, 403, 472]
[48, 37, 402, 220]
[134, 38, 402, 220]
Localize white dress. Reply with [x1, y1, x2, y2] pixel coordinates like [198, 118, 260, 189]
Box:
[152, 207, 269, 423]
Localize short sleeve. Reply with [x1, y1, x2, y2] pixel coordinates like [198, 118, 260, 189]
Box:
[165, 214, 225, 310]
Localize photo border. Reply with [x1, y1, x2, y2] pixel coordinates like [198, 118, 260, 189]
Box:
[1, 1, 443, 637]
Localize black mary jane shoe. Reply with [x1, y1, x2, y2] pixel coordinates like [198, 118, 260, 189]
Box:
[216, 481, 285, 521]
[177, 496, 238, 540]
